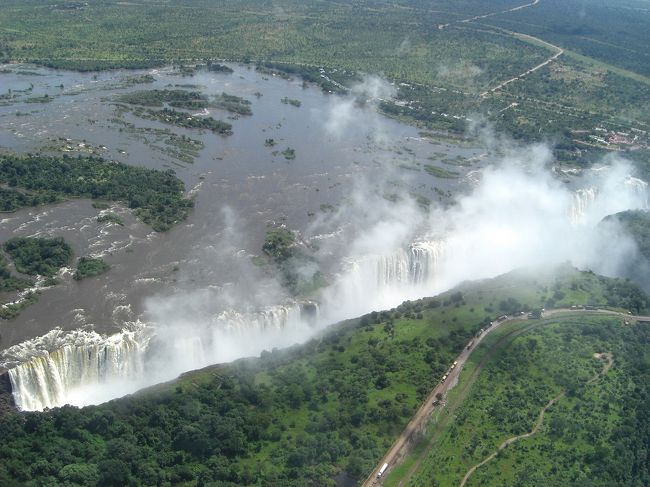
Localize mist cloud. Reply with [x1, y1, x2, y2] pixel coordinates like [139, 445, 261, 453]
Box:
[323, 75, 396, 138]
[9, 75, 649, 409]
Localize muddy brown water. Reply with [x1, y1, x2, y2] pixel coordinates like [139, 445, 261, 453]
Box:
[0, 63, 488, 351]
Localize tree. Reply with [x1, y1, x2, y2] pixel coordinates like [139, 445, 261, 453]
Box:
[98, 459, 130, 487]
[59, 463, 99, 485]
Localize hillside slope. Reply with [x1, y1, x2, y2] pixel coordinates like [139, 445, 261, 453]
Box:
[0, 266, 646, 486]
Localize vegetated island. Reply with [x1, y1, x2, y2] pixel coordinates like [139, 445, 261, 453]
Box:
[0, 254, 32, 292]
[423, 164, 459, 179]
[281, 97, 301, 107]
[207, 62, 233, 74]
[281, 148, 296, 160]
[74, 257, 110, 280]
[261, 228, 325, 296]
[0, 268, 647, 485]
[0, 236, 73, 319]
[117, 89, 209, 110]
[131, 107, 233, 135]
[115, 89, 233, 134]
[0, 154, 193, 231]
[3, 237, 72, 277]
[97, 212, 124, 226]
[212, 92, 252, 116]
[117, 88, 252, 117]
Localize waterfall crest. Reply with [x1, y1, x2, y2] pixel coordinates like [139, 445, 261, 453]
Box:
[3, 326, 148, 411]
[569, 188, 598, 224]
[3, 302, 319, 411]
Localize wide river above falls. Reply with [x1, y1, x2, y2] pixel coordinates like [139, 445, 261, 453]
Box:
[0, 63, 488, 352]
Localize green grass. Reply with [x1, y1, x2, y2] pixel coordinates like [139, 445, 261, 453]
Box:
[0, 267, 646, 485]
[74, 256, 110, 280]
[399, 313, 650, 486]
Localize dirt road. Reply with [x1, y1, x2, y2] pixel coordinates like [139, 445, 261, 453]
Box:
[439, 0, 540, 29]
[480, 33, 564, 97]
[362, 308, 646, 486]
[458, 391, 564, 487]
[459, 349, 614, 486]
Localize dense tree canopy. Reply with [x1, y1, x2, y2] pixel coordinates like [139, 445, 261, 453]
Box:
[0, 155, 193, 231]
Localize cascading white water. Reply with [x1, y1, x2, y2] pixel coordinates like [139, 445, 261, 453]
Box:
[624, 176, 649, 207]
[4, 327, 148, 411]
[569, 176, 648, 225]
[373, 240, 446, 288]
[320, 240, 448, 322]
[569, 188, 598, 224]
[214, 302, 317, 334]
[2, 301, 319, 411]
[6, 165, 650, 411]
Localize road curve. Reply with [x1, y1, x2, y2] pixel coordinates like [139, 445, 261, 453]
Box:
[480, 33, 564, 97]
[362, 308, 646, 486]
[458, 391, 565, 487]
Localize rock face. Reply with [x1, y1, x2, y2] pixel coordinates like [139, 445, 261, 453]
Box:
[0, 370, 16, 415]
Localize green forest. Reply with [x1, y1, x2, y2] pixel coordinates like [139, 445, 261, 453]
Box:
[0, 268, 646, 486]
[0, 155, 193, 231]
[74, 257, 110, 281]
[3, 237, 73, 277]
[402, 315, 650, 486]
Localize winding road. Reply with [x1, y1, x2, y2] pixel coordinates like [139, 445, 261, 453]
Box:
[459, 351, 613, 487]
[459, 391, 565, 487]
[438, 0, 565, 98]
[362, 309, 648, 486]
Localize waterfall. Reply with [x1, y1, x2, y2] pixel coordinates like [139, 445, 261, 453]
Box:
[6, 170, 647, 411]
[3, 301, 319, 411]
[320, 239, 448, 322]
[569, 178, 648, 225]
[214, 301, 318, 334]
[371, 240, 446, 289]
[624, 176, 649, 208]
[5, 327, 148, 411]
[569, 188, 597, 224]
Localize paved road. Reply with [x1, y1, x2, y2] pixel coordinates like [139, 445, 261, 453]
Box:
[362, 308, 648, 486]
[361, 313, 519, 486]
